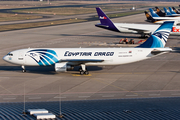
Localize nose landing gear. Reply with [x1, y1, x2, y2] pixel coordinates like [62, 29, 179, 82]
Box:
[21, 65, 26, 73]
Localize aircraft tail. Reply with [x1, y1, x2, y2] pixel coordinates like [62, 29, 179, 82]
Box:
[164, 7, 172, 16]
[95, 7, 119, 32]
[137, 21, 174, 48]
[149, 8, 159, 17]
[155, 7, 166, 17]
[144, 11, 155, 22]
[172, 7, 180, 14]
[169, 7, 177, 14]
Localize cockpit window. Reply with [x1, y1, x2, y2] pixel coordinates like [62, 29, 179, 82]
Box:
[7, 53, 13, 56]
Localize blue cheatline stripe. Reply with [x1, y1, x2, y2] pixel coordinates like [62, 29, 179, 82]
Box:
[39, 57, 48, 66]
[40, 56, 50, 66]
[37, 52, 58, 63]
[38, 59, 44, 66]
[47, 49, 58, 56]
[41, 54, 55, 65]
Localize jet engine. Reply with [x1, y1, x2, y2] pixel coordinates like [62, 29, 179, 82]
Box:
[55, 63, 74, 72]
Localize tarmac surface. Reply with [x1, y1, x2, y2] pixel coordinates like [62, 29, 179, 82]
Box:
[0, 12, 180, 104]
[0, 6, 148, 25]
[1, 97, 180, 120]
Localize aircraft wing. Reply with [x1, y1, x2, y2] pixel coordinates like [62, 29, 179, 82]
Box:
[121, 26, 151, 33]
[60, 59, 104, 63]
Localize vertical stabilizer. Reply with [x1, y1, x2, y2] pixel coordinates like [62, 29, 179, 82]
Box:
[172, 7, 180, 14]
[137, 21, 174, 48]
[164, 7, 172, 16]
[169, 7, 177, 14]
[155, 7, 166, 17]
[95, 7, 119, 32]
[144, 11, 155, 22]
[149, 8, 159, 17]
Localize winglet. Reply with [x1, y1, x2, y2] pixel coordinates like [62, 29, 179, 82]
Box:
[95, 7, 119, 32]
[137, 21, 174, 48]
[149, 8, 159, 17]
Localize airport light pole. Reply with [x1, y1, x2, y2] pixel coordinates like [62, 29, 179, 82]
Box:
[59, 86, 63, 118]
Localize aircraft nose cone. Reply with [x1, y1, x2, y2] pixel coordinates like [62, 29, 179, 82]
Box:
[3, 55, 8, 62]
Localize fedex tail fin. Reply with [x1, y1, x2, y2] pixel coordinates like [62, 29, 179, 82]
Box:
[149, 8, 159, 17]
[137, 21, 174, 48]
[172, 7, 180, 14]
[169, 7, 177, 14]
[155, 7, 166, 17]
[95, 7, 119, 32]
[144, 11, 155, 22]
[164, 7, 172, 16]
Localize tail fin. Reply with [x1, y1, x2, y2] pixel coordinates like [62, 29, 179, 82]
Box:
[95, 7, 119, 32]
[172, 7, 180, 14]
[137, 21, 174, 48]
[149, 8, 159, 17]
[155, 7, 166, 17]
[169, 7, 177, 14]
[164, 7, 172, 16]
[144, 11, 155, 22]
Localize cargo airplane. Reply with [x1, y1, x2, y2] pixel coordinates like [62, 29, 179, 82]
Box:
[145, 8, 180, 25]
[3, 21, 174, 75]
[95, 7, 180, 37]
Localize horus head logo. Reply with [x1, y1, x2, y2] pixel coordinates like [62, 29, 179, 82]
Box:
[153, 31, 169, 43]
[27, 49, 58, 66]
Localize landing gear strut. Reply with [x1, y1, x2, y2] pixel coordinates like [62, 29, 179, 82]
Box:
[79, 64, 89, 75]
[22, 65, 26, 73]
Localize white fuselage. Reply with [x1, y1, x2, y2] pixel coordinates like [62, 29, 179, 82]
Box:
[113, 23, 180, 35]
[152, 17, 180, 24]
[3, 48, 169, 67]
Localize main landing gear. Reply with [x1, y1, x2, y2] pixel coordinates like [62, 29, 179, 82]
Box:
[140, 34, 149, 38]
[79, 64, 89, 75]
[22, 65, 26, 73]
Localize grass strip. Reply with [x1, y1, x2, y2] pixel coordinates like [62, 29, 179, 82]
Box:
[0, 19, 86, 32]
[107, 10, 144, 18]
[0, 13, 42, 22]
[0, 10, 144, 31]
[13, 7, 96, 15]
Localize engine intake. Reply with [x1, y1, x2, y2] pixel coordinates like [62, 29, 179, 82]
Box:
[55, 63, 73, 72]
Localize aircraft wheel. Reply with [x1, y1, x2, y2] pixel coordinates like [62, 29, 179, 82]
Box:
[80, 71, 84, 75]
[79, 68, 82, 72]
[84, 71, 89, 75]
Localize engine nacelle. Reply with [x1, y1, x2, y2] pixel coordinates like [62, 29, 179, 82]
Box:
[55, 63, 74, 72]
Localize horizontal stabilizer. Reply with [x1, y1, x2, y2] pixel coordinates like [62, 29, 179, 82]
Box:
[121, 26, 150, 33]
[95, 24, 109, 28]
[151, 48, 172, 55]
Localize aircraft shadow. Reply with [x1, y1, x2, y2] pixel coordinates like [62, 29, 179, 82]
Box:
[172, 47, 180, 53]
[0, 66, 102, 75]
[59, 34, 141, 39]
